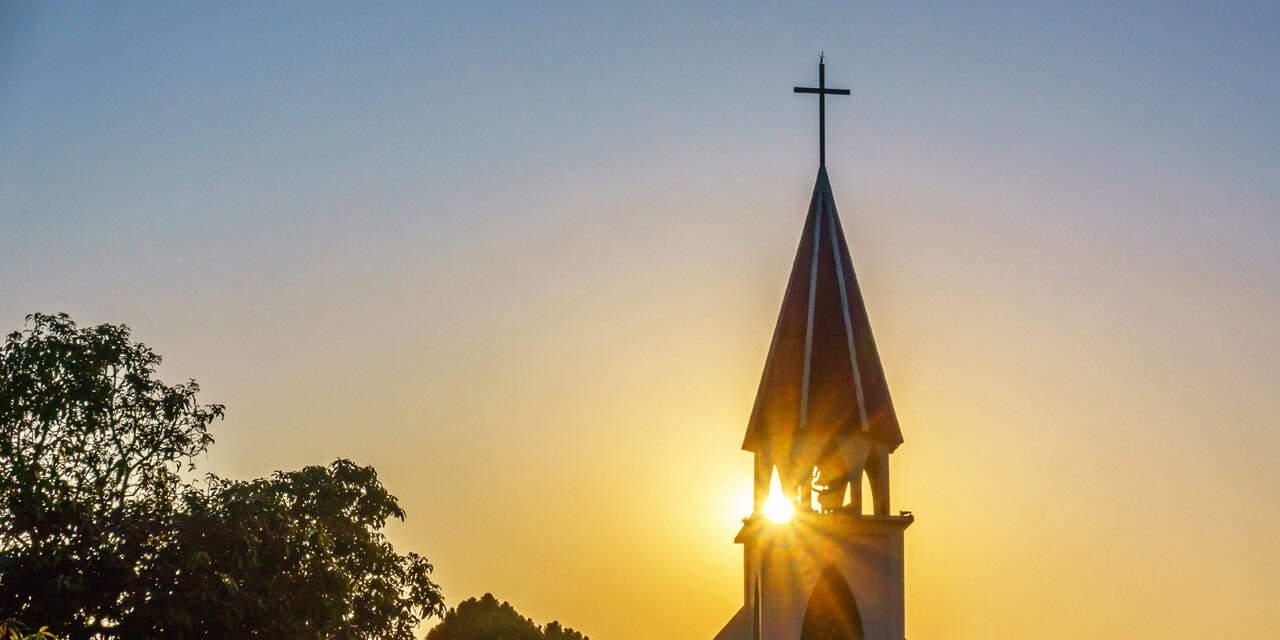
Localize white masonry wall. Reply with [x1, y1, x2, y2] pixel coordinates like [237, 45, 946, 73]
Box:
[742, 514, 908, 640]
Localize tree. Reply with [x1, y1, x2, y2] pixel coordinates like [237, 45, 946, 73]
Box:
[0, 313, 221, 637]
[122, 460, 444, 639]
[425, 594, 590, 640]
[542, 621, 589, 640]
[0, 314, 444, 639]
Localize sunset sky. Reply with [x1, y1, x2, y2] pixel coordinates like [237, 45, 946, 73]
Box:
[3, 2, 1278, 638]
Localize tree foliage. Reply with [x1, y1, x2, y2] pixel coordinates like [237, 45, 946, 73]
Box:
[425, 594, 589, 640]
[0, 619, 58, 640]
[124, 461, 444, 639]
[0, 314, 443, 639]
[0, 313, 222, 635]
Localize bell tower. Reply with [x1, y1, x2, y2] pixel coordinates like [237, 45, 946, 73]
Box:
[712, 59, 912, 640]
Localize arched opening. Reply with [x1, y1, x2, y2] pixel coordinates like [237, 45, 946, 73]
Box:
[862, 448, 889, 516]
[800, 566, 863, 640]
[860, 470, 874, 516]
[811, 445, 850, 514]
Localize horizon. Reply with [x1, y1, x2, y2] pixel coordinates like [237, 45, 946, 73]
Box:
[3, 3, 1278, 638]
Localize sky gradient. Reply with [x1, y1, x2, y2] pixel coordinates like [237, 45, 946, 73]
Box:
[3, 2, 1278, 638]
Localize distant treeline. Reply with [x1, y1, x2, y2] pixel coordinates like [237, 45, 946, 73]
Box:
[426, 593, 591, 640]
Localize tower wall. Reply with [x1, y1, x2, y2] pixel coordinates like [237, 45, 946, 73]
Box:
[739, 513, 910, 640]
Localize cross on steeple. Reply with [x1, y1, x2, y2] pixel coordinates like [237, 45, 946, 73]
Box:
[793, 53, 851, 167]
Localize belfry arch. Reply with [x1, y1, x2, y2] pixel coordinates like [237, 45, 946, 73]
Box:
[800, 566, 863, 640]
[805, 441, 891, 516]
[860, 446, 890, 516]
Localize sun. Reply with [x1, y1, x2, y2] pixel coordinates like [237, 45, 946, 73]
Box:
[764, 492, 794, 523]
[762, 468, 794, 523]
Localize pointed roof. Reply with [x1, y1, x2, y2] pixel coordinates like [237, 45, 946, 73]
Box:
[742, 168, 902, 454]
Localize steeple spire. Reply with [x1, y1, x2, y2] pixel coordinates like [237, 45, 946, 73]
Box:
[741, 168, 902, 456]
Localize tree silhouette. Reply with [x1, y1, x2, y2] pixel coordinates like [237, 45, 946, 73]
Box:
[0, 313, 444, 639]
[426, 594, 591, 640]
[121, 460, 444, 639]
[543, 620, 590, 640]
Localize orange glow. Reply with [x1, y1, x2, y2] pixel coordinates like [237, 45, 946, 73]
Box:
[763, 468, 794, 523]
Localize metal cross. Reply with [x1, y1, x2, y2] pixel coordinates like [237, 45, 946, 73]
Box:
[793, 53, 851, 167]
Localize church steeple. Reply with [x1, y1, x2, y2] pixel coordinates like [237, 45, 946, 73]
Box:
[711, 58, 912, 640]
[742, 165, 903, 520]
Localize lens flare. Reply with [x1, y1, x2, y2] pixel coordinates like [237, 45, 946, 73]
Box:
[762, 468, 794, 523]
